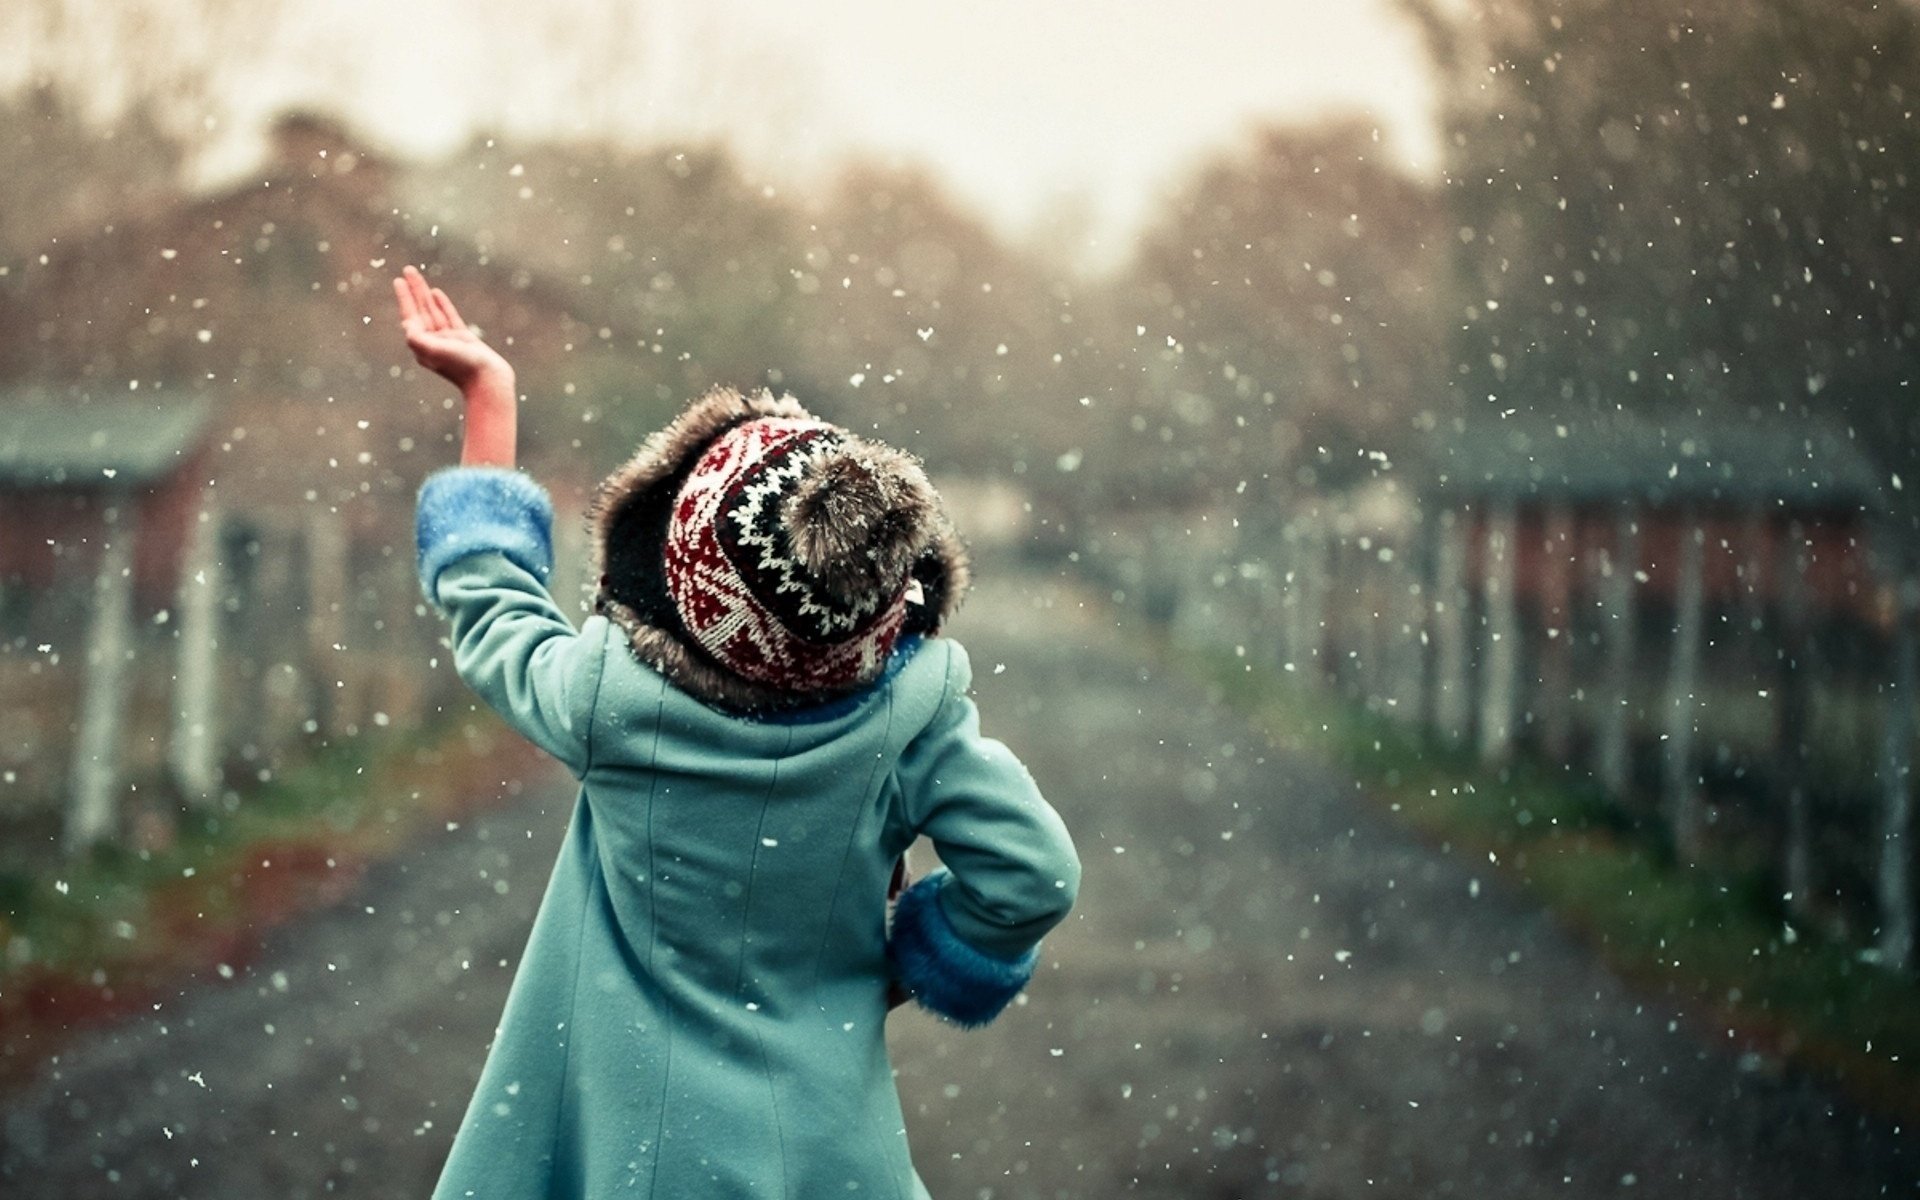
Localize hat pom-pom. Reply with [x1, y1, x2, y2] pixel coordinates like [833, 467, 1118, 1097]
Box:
[784, 442, 938, 606]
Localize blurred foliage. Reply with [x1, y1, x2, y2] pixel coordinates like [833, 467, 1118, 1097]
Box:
[0, 83, 183, 263]
[1120, 120, 1451, 506]
[4, 0, 1918, 540]
[405, 137, 808, 445]
[1403, 0, 1920, 531]
[402, 139, 1110, 483]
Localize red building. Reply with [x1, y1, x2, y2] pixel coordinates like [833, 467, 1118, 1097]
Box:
[0, 396, 215, 849]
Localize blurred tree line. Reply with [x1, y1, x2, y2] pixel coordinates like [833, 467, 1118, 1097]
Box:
[1403, 0, 1920, 532]
[1, 0, 1915, 542]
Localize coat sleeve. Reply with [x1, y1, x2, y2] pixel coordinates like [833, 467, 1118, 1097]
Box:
[886, 641, 1081, 1026]
[415, 466, 605, 777]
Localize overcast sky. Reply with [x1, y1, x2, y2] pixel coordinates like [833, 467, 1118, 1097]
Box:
[230, 0, 1438, 252]
[694, 0, 1440, 248]
[10, 0, 1438, 258]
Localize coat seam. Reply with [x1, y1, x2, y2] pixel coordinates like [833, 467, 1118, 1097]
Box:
[578, 620, 612, 776]
[902, 643, 961, 832]
[735, 726, 796, 1196]
[853, 690, 908, 1200]
[550, 802, 598, 1198]
[641, 678, 672, 1196]
[808, 686, 899, 1016]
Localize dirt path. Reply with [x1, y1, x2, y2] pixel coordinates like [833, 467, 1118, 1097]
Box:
[898, 578, 1917, 1198]
[3, 572, 1914, 1198]
[0, 771, 575, 1200]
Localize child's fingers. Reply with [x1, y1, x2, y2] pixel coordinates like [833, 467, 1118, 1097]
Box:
[392, 275, 421, 328]
[405, 266, 442, 331]
[431, 287, 467, 332]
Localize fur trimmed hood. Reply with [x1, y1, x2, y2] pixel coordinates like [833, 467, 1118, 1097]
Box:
[588, 387, 970, 712]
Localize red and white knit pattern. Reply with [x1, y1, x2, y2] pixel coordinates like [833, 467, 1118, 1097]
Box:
[665, 418, 909, 696]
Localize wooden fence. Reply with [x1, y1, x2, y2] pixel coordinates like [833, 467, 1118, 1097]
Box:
[0, 500, 594, 863]
[1107, 496, 1917, 975]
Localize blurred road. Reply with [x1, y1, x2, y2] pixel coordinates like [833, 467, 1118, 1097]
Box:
[3, 571, 1915, 1198]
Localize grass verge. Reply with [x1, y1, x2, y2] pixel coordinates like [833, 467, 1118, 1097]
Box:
[0, 714, 547, 1088]
[1179, 643, 1920, 1124]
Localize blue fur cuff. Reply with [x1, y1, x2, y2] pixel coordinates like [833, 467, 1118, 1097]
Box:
[416, 467, 555, 601]
[888, 870, 1038, 1028]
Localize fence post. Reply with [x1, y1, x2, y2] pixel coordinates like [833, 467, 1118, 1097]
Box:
[1321, 530, 1346, 688]
[1738, 508, 1772, 635]
[1596, 508, 1640, 797]
[1356, 546, 1385, 706]
[1294, 523, 1329, 683]
[1539, 504, 1576, 760]
[1877, 577, 1918, 972]
[1431, 506, 1471, 744]
[169, 503, 224, 806]
[306, 507, 351, 739]
[1777, 519, 1816, 920]
[254, 526, 311, 756]
[65, 501, 136, 851]
[377, 541, 424, 723]
[1393, 535, 1428, 724]
[1276, 520, 1299, 670]
[1666, 513, 1706, 861]
[1478, 503, 1519, 762]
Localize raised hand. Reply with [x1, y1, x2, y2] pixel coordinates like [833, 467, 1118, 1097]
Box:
[392, 265, 512, 391]
[393, 265, 518, 468]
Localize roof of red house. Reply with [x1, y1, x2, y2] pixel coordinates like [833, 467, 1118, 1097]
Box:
[1422, 411, 1884, 513]
[0, 395, 212, 487]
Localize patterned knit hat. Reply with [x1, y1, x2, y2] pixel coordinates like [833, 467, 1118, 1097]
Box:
[589, 388, 969, 711]
[665, 414, 938, 695]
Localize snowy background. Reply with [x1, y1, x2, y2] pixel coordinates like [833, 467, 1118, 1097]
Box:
[1, 1, 1918, 1195]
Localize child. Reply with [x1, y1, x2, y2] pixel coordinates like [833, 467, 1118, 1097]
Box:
[393, 266, 1081, 1199]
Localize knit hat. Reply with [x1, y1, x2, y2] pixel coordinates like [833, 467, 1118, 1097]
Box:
[590, 387, 969, 711]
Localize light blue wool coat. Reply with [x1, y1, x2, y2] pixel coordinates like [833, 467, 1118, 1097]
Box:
[416, 466, 1081, 1199]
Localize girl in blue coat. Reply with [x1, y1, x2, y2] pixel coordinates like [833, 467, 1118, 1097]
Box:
[392, 267, 1081, 1198]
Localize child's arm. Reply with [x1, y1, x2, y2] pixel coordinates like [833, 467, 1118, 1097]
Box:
[397, 268, 603, 776]
[393, 264, 517, 467]
[887, 642, 1081, 1027]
